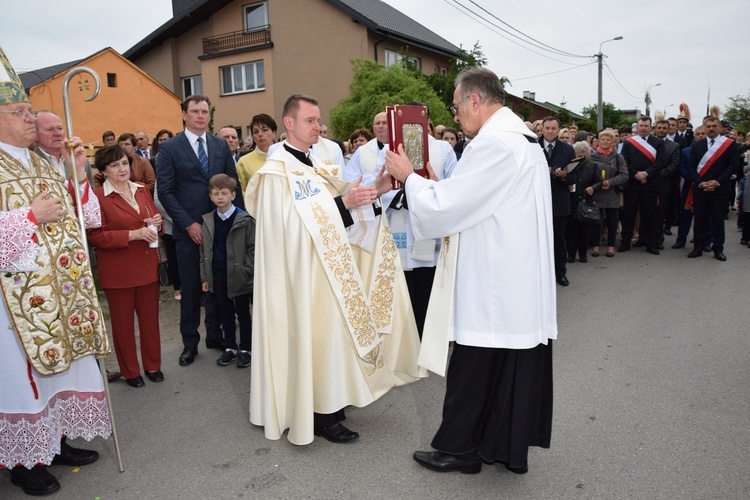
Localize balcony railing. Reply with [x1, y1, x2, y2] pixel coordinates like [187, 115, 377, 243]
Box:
[203, 25, 271, 55]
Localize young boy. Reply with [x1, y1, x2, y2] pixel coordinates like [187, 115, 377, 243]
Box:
[200, 174, 255, 368]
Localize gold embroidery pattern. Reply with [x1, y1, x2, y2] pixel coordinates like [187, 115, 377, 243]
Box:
[370, 225, 397, 330]
[0, 151, 109, 375]
[311, 202, 377, 351]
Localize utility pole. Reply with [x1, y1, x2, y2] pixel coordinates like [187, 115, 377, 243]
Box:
[596, 36, 623, 131]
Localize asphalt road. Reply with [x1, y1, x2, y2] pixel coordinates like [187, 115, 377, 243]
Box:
[2, 226, 749, 499]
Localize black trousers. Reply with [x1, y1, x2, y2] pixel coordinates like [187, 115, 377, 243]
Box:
[162, 233, 181, 291]
[405, 266, 436, 339]
[621, 190, 658, 249]
[211, 266, 252, 352]
[566, 214, 593, 260]
[693, 191, 729, 252]
[431, 343, 553, 468]
[599, 208, 619, 247]
[175, 238, 219, 349]
[314, 409, 346, 427]
[553, 215, 568, 278]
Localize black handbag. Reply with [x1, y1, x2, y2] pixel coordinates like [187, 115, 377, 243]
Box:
[575, 195, 601, 224]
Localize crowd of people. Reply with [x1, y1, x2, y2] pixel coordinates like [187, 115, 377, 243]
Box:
[2, 35, 747, 495]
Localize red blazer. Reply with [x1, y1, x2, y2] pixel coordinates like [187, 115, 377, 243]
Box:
[88, 183, 161, 289]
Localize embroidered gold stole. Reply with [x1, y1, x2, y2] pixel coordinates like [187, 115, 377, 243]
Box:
[0, 150, 109, 375]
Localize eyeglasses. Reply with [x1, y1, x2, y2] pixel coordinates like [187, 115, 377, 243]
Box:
[450, 95, 471, 116]
[0, 108, 38, 121]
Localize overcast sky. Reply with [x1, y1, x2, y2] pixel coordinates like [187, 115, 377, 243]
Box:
[2, 0, 746, 123]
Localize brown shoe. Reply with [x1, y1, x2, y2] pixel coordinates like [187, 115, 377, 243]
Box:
[107, 370, 122, 382]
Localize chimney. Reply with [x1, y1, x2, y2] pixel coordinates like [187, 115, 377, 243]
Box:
[523, 91, 536, 101]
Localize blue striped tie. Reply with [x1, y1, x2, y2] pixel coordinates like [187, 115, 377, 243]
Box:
[197, 137, 209, 177]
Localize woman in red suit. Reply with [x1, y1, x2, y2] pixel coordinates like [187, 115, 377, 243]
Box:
[88, 145, 164, 388]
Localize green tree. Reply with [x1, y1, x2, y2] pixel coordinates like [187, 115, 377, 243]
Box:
[581, 102, 626, 129]
[519, 103, 533, 122]
[725, 92, 750, 134]
[425, 42, 489, 110]
[329, 59, 453, 139]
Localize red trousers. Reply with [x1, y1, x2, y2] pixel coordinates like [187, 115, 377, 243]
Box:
[104, 282, 161, 379]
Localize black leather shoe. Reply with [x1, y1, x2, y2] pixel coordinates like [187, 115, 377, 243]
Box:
[556, 275, 569, 286]
[504, 461, 529, 474]
[703, 244, 713, 252]
[617, 245, 630, 252]
[10, 465, 61, 495]
[664, 228, 673, 235]
[646, 248, 660, 255]
[714, 251, 727, 261]
[313, 422, 359, 443]
[413, 450, 482, 474]
[205, 339, 224, 350]
[671, 242, 685, 249]
[633, 240, 645, 247]
[51, 439, 99, 467]
[656, 243, 664, 250]
[179, 347, 198, 366]
[566, 256, 575, 263]
[145, 370, 165, 382]
[579, 257, 587, 263]
[687, 249, 703, 258]
[125, 376, 145, 388]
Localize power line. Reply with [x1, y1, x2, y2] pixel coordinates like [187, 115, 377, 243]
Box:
[443, 0, 580, 66]
[511, 61, 596, 82]
[603, 60, 640, 100]
[466, 0, 589, 59]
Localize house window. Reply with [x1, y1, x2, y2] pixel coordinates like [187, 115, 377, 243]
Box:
[221, 61, 265, 95]
[245, 2, 269, 30]
[385, 49, 419, 70]
[182, 75, 203, 99]
[107, 73, 117, 88]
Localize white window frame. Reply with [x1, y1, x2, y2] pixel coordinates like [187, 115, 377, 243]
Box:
[385, 49, 420, 70]
[221, 61, 265, 96]
[181, 75, 203, 99]
[244, 2, 269, 30]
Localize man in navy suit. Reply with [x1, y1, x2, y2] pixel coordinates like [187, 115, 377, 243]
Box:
[156, 95, 239, 365]
[538, 116, 577, 286]
[686, 116, 739, 261]
[619, 116, 666, 254]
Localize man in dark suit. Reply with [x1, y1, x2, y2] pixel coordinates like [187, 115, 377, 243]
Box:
[539, 116, 577, 286]
[156, 94, 239, 365]
[676, 114, 693, 147]
[672, 126, 711, 249]
[619, 116, 666, 254]
[653, 120, 681, 246]
[686, 117, 739, 261]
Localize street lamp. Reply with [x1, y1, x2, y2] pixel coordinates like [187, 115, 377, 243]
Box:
[596, 36, 623, 131]
[645, 83, 661, 118]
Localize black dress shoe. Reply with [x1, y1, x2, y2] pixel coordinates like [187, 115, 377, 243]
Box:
[664, 228, 673, 235]
[125, 376, 145, 388]
[714, 251, 727, 261]
[51, 439, 99, 467]
[145, 370, 165, 382]
[567, 256, 575, 263]
[205, 339, 224, 350]
[579, 257, 587, 263]
[633, 240, 645, 247]
[656, 243, 664, 250]
[556, 276, 569, 286]
[617, 245, 630, 252]
[313, 422, 359, 443]
[687, 249, 703, 258]
[413, 450, 482, 474]
[671, 242, 685, 249]
[703, 244, 713, 252]
[10, 465, 61, 495]
[504, 461, 529, 474]
[179, 347, 198, 366]
[646, 248, 660, 255]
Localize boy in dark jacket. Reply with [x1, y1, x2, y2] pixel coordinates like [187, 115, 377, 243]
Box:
[200, 174, 255, 367]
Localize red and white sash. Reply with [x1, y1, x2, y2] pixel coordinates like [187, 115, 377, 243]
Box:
[697, 136, 731, 177]
[626, 136, 657, 163]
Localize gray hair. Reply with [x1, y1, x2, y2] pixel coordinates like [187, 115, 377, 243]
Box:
[573, 141, 591, 156]
[454, 68, 505, 105]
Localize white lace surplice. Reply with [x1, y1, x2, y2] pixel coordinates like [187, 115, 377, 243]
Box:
[0, 149, 110, 470]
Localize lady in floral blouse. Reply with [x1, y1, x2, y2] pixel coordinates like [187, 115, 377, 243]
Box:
[88, 145, 164, 388]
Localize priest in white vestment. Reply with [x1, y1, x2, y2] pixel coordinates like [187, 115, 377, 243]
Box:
[385, 68, 557, 474]
[0, 46, 111, 496]
[245, 94, 425, 446]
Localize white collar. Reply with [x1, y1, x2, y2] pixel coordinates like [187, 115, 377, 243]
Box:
[216, 204, 237, 220]
[0, 141, 32, 167]
[103, 178, 142, 196]
[184, 128, 207, 145]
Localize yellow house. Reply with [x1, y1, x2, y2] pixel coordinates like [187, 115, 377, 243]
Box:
[20, 47, 183, 148]
[125, 0, 459, 141]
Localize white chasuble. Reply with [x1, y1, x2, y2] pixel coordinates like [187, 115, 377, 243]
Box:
[245, 146, 425, 445]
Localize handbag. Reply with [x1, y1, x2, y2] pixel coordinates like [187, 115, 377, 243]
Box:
[575, 195, 601, 224]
